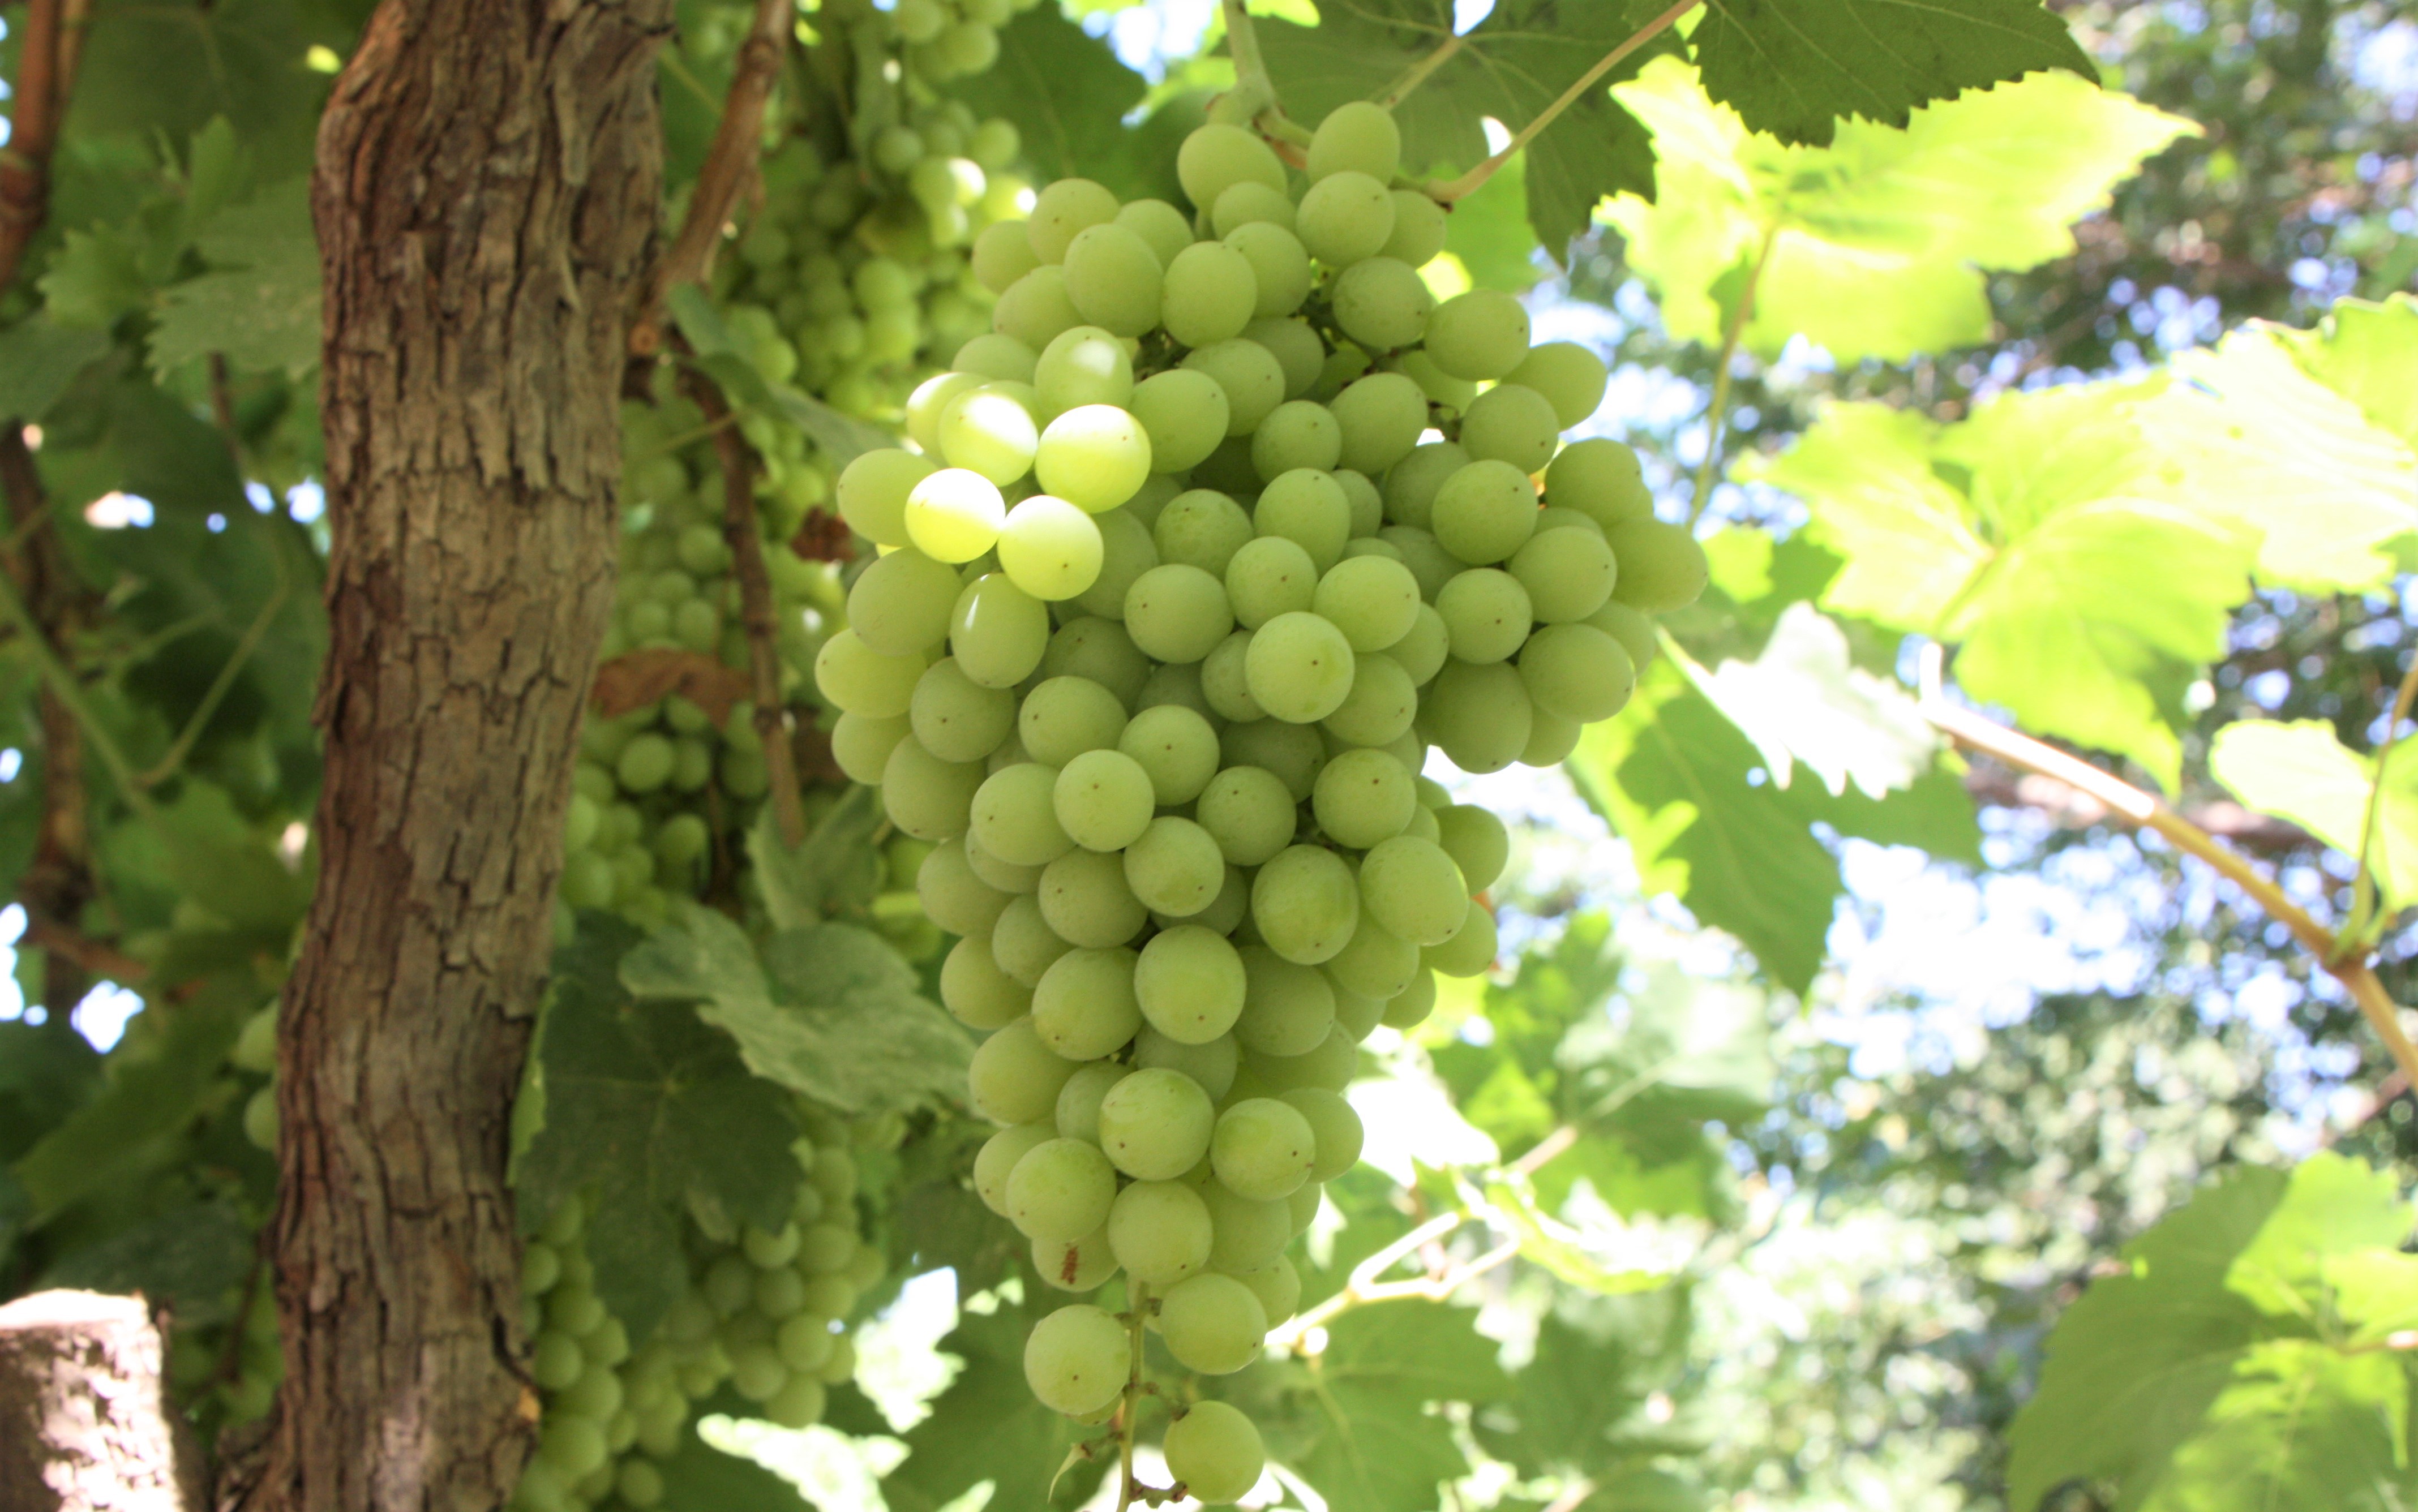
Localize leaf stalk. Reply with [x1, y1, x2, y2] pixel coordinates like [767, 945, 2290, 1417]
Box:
[1688, 222, 1780, 525]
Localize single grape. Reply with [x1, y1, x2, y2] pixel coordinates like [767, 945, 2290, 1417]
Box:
[1124, 562, 1236, 664]
[1095, 1066, 1215, 1179]
[1061, 222, 1164, 336]
[967, 1017, 1079, 1126]
[1074, 506, 1160, 620]
[1211, 1097, 1317, 1201]
[1380, 188, 1448, 267]
[1459, 381, 1560, 473]
[1181, 339, 1287, 436]
[1422, 289, 1531, 381]
[1250, 845, 1360, 965]
[904, 467, 1008, 562]
[1210, 179, 1296, 237]
[951, 572, 1052, 688]
[1134, 1024, 1240, 1101]
[1176, 123, 1287, 211]
[1129, 369, 1232, 473]
[1117, 703, 1220, 804]
[1424, 896, 1498, 976]
[1357, 836, 1469, 947]
[1330, 371, 1429, 475]
[1226, 224, 1313, 319]
[848, 546, 961, 655]
[1004, 1136, 1118, 1243]
[1027, 178, 1121, 264]
[1518, 621, 1637, 723]
[837, 450, 937, 546]
[1319, 650, 1419, 748]
[1053, 748, 1157, 852]
[1195, 764, 1296, 866]
[1107, 1179, 1215, 1286]
[1544, 437, 1654, 529]
[1035, 324, 1136, 412]
[1156, 1272, 1268, 1374]
[1307, 100, 1401, 182]
[1114, 197, 1195, 267]
[1435, 568, 1534, 664]
[1038, 846, 1150, 947]
[1135, 924, 1248, 1043]
[1162, 240, 1259, 349]
[1056, 1060, 1128, 1143]
[1331, 257, 1433, 351]
[1036, 404, 1152, 513]
[1508, 524, 1618, 622]
[1225, 535, 1319, 630]
[1235, 947, 1336, 1057]
[997, 495, 1105, 601]
[1122, 814, 1227, 917]
[937, 385, 1039, 484]
[1032, 946, 1143, 1059]
[1508, 341, 1610, 427]
[1311, 747, 1416, 848]
[1023, 1304, 1130, 1416]
[1312, 553, 1420, 651]
[1296, 170, 1395, 267]
[1243, 611, 1356, 724]
[1604, 516, 1710, 612]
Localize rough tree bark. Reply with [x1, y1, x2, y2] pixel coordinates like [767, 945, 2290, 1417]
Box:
[241, 3, 672, 1509]
[0, 1291, 202, 1512]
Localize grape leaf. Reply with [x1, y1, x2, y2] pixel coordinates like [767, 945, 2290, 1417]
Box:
[1473, 1302, 1695, 1481]
[2143, 1342, 2414, 1512]
[1606, 59, 2193, 360]
[1692, 0, 2094, 147]
[950, 5, 1151, 197]
[748, 786, 884, 930]
[2209, 721, 2418, 917]
[516, 915, 801, 1346]
[65, 0, 327, 173]
[41, 1197, 254, 1327]
[881, 1295, 1108, 1511]
[2276, 293, 2418, 453]
[2135, 320, 2418, 592]
[0, 320, 113, 422]
[620, 908, 972, 1114]
[1696, 602, 1936, 799]
[0, 1023, 101, 1163]
[651, 1413, 817, 1510]
[150, 179, 322, 378]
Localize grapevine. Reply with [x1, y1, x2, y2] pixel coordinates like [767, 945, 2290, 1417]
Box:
[814, 92, 1705, 1503]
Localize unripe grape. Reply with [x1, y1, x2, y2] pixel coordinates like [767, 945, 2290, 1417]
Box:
[1027, 179, 1121, 264]
[1296, 170, 1395, 267]
[1307, 100, 1401, 182]
[1113, 197, 1195, 267]
[1225, 223, 1313, 318]
[997, 495, 1105, 601]
[1062, 222, 1164, 336]
[1604, 516, 1709, 612]
[1331, 257, 1433, 350]
[1423, 289, 1531, 381]
[1176, 123, 1286, 211]
[1210, 179, 1296, 237]
[1035, 325, 1135, 411]
[1380, 188, 1449, 267]
[1181, 339, 1288, 436]
[1508, 341, 1610, 427]
[1162, 241, 1259, 348]
[904, 467, 1007, 561]
[1459, 381, 1560, 472]
[1329, 371, 1429, 474]
[1156, 1272, 1267, 1374]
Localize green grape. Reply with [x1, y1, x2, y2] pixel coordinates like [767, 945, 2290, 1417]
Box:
[904, 467, 1008, 561]
[1054, 748, 1156, 852]
[971, 762, 1075, 867]
[764, 1374, 828, 1429]
[1433, 458, 1542, 566]
[1134, 924, 1247, 1043]
[1062, 222, 1164, 336]
[1023, 1304, 1130, 1416]
[1220, 718, 1326, 800]
[1228, 1253, 1302, 1330]
[1324, 913, 1420, 1000]
[1235, 947, 1336, 1056]
[1249, 400, 1343, 479]
[1243, 611, 1356, 724]
[1107, 1179, 1214, 1285]
[837, 449, 937, 546]
[1180, 339, 1287, 436]
[996, 495, 1104, 601]
[1311, 554, 1419, 651]
[1035, 325, 1135, 411]
[1210, 179, 1295, 237]
[1586, 596, 1658, 673]
[1294, 170, 1394, 267]
[1605, 516, 1709, 612]
[951, 572, 1052, 687]
[1122, 814, 1226, 916]
[1137, 658, 1214, 718]
[1544, 437, 1652, 527]
[1226, 224, 1313, 319]
[538, 1416, 610, 1478]
[921, 838, 1015, 937]
[1383, 969, 1437, 1029]
[1056, 1061, 1127, 1142]
[1199, 630, 1264, 722]
[1285, 1179, 1324, 1236]
[814, 629, 923, 719]
[1508, 524, 1617, 622]
[968, 1017, 1079, 1126]
[1330, 371, 1429, 475]
[1018, 675, 1128, 766]
[1035, 403, 1151, 513]
[848, 546, 961, 655]
[954, 332, 1039, 383]
[1283, 1087, 1364, 1181]
[937, 385, 1039, 484]
[1124, 563, 1236, 664]
[994, 264, 1084, 350]
[1379, 524, 1459, 600]
[1336, 469, 1384, 535]
[1161, 241, 1259, 349]
[1127, 370, 1232, 475]
[1424, 896, 1498, 977]
[1039, 847, 1148, 947]
[1096, 1066, 1216, 1179]
[1422, 289, 1531, 381]
[1113, 197, 1194, 267]
[1311, 748, 1415, 848]
[1520, 708, 1581, 766]
[1320, 650, 1419, 748]
[1041, 616, 1152, 706]
[1307, 101, 1401, 182]
[1224, 536, 1319, 630]
[1519, 622, 1636, 723]
[1135, 1024, 1238, 1100]
[1357, 835, 1469, 947]
[1027, 179, 1121, 263]
[1250, 845, 1360, 965]
[1201, 1179, 1291, 1272]
[1244, 315, 1324, 398]
[911, 658, 1015, 763]
[1432, 804, 1509, 894]
[1435, 568, 1534, 664]
[975, 1122, 1058, 1213]
[942, 934, 1032, 1029]
[1254, 469, 1352, 571]
[1211, 1097, 1317, 1201]
[1422, 656, 1533, 774]
[1459, 381, 1560, 474]
[1380, 188, 1449, 267]
[1073, 507, 1159, 620]
[910, 370, 986, 457]
[615, 733, 675, 793]
[1154, 488, 1255, 574]
[970, 825, 1047, 894]
[1193, 764, 1293, 866]
[1005, 1136, 1118, 1242]
[1331, 257, 1433, 351]
[1034, 1228, 1119, 1292]
[1508, 341, 1609, 427]
[1157, 1272, 1267, 1374]
[972, 218, 1041, 293]
[1176, 123, 1287, 211]
[1117, 703, 1220, 803]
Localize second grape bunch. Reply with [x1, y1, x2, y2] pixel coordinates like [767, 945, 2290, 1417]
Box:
[814, 96, 1705, 1505]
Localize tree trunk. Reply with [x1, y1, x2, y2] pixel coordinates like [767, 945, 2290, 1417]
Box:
[0, 1290, 202, 1512]
[244, 3, 670, 1509]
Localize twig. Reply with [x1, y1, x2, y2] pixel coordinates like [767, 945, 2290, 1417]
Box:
[1429, 0, 1699, 203]
[2348, 650, 2418, 940]
[1688, 223, 1779, 525]
[632, 0, 795, 354]
[133, 527, 292, 788]
[1266, 1212, 1516, 1351]
[1378, 32, 1464, 108]
[1918, 685, 2418, 1094]
[1114, 1283, 1150, 1512]
[0, 564, 152, 819]
[679, 366, 807, 846]
[0, 0, 67, 295]
[20, 915, 146, 983]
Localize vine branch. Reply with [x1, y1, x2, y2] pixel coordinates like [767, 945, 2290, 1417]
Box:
[632, 0, 795, 354]
[1917, 664, 2418, 1095]
[1429, 0, 1700, 203]
[1688, 222, 1779, 525]
[2348, 648, 2418, 941]
[0, 0, 70, 294]
[1264, 1212, 1519, 1351]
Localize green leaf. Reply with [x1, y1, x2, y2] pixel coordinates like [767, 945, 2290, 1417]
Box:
[1696, 602, 1936, 798]
[950, 5, 1151, 194]
[2209, 721, 2418, 917]
[882, 1295, 1108, 1511]
[2141, 1342, 2414, 1512]
[517, 915, 801, 1345]
[2224, 1152, 2412, 1322]
[0, 320, 113, 421]
[1473, 1301, 1694, 1480]
[748, 784, 882, 930]
[151, 179, 322, 377]
[11, 990, 248, 1216]
[2277, 293, 2418, 453]
[669, 284, 895, 466]
[38, 224, 151, 328]
[65, 0, 327, 173]
[1569, 660, 1841, 996]
[621, 908, 972, 1115]
[1691, 0, 2094, 147]
[42, 1197, 255, 1326]
[653, 1413, 817, 1510]
[1606, 59, 2193, 360]
[1484, 1176, 1674, 1294]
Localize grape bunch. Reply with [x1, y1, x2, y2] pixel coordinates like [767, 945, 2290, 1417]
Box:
[812, 98, 1705, 1502]
[509, 1111, 886, 1512]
